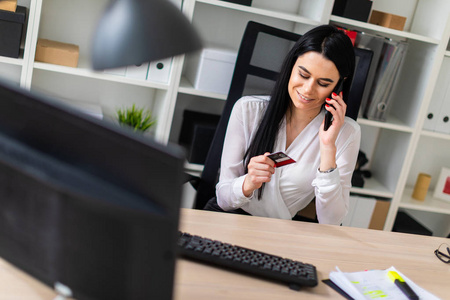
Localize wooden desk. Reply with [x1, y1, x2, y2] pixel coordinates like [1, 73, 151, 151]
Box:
[0, 208, 448, 299]
[175, 209, 449, 300]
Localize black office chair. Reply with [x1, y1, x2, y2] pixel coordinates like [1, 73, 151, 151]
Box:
[193, 21, 373, 211]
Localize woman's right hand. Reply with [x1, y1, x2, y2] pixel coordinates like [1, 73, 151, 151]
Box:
[242, 152, 275, 197]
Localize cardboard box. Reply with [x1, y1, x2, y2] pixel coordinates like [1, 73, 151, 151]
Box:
[369, 10, 406, 31]
[368, 200, 390, 230]
[35, 39, 79, 68]
[186, 48, 237, 95]
[0, 5, 25, 58]
[0, 0, 17, 12]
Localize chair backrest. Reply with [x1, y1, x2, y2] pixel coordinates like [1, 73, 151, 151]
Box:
[194, 21, 372, 209]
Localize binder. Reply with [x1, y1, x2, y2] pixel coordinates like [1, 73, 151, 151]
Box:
[103, 67, 126, 76]
[424, 58, 450, 132]
[433, 84, 450, 134]
[147, 58, 172, 84]
[364, 39, 408, 121]
[125, 63, 149, 80]
[355, 32, 386, 117]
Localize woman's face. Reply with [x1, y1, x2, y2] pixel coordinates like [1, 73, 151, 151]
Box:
[288, 51, 340, 115]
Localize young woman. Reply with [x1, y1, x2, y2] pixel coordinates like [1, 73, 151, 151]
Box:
[208, 24, 361, 225]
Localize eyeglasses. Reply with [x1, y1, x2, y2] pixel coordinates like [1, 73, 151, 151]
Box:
[434, 243, 450, 263]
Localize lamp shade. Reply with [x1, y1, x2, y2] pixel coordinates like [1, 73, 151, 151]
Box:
[91, 0, 202, 70]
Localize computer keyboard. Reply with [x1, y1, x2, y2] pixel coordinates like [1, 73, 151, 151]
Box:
[178, 232, 318, 290]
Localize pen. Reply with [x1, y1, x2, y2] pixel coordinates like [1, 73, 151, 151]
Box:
[387, 271, 419, 300]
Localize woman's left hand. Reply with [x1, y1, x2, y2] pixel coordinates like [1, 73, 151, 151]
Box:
[320, 91, 346, 146]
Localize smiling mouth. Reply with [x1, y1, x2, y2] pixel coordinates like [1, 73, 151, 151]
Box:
[298, 92, 313, 101]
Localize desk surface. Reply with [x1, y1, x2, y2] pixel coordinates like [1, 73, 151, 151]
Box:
[175, 209, 449, 300]
[0, 208, 448, 299]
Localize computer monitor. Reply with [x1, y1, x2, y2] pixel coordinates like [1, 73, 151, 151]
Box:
[0, 79, 185, 300]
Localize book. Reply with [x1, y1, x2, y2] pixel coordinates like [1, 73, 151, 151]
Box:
[328, 266, 439, 300]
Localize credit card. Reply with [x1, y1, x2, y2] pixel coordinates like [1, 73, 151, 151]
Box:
[267, 151, 296, 167]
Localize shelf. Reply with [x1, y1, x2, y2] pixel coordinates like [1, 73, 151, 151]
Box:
[330, 15, 441, 44]
[350, 176, 394, 199]
[421, 130, 450, 141]
[0, 56, 23, 66]
[184, 161, 204, 178]
[400, 187, 450, 215]
[178, 76, 227, 100]
[357, 115, 414, 133]
[185, 161, 204, 171]
[197, 0, 324, 26]
[33, 62, 170, 90]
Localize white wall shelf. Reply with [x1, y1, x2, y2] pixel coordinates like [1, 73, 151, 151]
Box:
[0, 57, 23, 66]
[357, 117, 414, 133]
[197, 0, 326, 26]
[33, 62, 170, 90]
[330, 15, 441, 45]
[178, 77, 228, 100]
[400, 187, 450, 215]
[350, 177, 394, 199]
[421, 130, 450, 141]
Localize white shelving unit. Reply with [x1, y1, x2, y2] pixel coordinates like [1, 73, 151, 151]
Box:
[1, 0, 449, 236]
[330, 0, 450, 235]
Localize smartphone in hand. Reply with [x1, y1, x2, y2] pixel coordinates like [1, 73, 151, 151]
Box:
[324, 79, 344, 131]
[267, 152, 296, 167]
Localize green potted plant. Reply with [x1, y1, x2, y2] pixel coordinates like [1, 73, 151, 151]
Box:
[116, 104, 156, 133]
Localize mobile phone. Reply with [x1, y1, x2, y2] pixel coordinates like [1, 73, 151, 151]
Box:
[324, 79, 344, 131]
[267, 151, 296, 167]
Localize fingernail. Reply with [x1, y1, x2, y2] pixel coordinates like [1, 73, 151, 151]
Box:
[325, 104, 330, 107]
[326, 98, 331, 101]
[332, 92, 337, 97]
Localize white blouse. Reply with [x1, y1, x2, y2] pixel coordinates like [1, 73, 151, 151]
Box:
[216, 96, 361, 225]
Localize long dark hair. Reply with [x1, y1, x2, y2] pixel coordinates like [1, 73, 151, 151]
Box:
[243, 25, 355, 198]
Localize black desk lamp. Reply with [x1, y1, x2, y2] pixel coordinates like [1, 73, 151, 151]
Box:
[91, 0, 202, 70]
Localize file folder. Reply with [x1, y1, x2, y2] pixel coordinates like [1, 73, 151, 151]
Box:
[147, 58, 172, 84]
[433, 84, 450, 134]
[423, 58, 450, 131]
[364, 40, 407, 121]
[125, 63, 149, 80]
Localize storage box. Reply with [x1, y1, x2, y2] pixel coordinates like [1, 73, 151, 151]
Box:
[0, 0, 17, 12]
[368, 200, 390, 230]
[369, 10, 407, 31]
[186, 48, 237, 95]
[0, 5, 26, 58]
[35, 39, 79, 68]
[332, 0, 372, 22]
